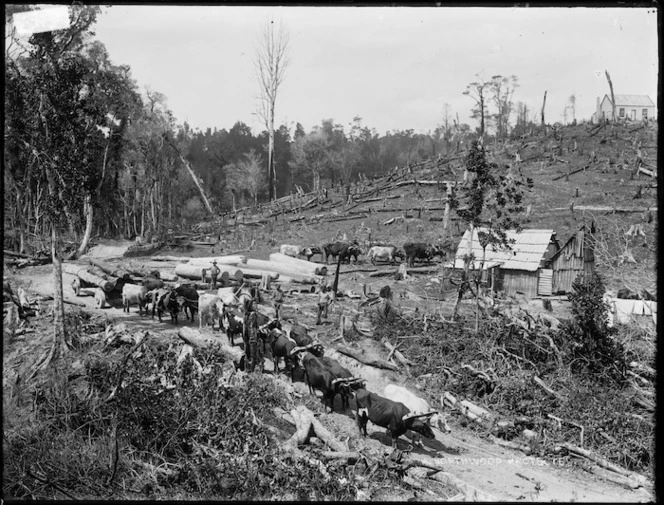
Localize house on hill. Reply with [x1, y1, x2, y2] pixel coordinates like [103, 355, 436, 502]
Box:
[594, 94, 656, 123]
[451, 225, 596, 297]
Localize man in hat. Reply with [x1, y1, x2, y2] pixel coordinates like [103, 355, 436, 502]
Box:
[210, 260, 220, 288]
[273, 284, 284, 320]
[316, 284, 334, 325]
[245, 299, 261, 373]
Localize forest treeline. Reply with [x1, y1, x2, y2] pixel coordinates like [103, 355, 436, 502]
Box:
[4, 5, 541, 253]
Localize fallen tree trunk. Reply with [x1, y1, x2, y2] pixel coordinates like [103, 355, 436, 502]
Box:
[368, 266, 439, 277]
[174, 263, 278, 282]
[123, 262, 179, 282]
[335, 345, 400, 371]
[62, 263, 117, 292]
[150, 255, 191, 262]
[282, 405, 347, 452]
[560, 443, 650, 488]
[177, 326, 244, 362]
[123, 241, 163, 257]
[269, 253, 328, 276]
[185, 255, 247, 266]
[87, 259, 132, 279]
[382, 340, 415, 366]
[245, 258, 323, 283]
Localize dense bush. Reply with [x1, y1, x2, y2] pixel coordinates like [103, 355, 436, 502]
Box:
[371, 301, 653, 475]
[558, 273, 626, 383]
[4, 339, 363, 499]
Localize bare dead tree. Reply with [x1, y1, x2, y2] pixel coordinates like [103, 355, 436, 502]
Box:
[541, 90, 547, 127]
[605, 70, 616, 122]
[463, 75, 491, 144]
[255, 18, 289, 201]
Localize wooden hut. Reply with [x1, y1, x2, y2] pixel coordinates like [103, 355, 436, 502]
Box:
[548, 224, 596, 294]
[451, 228, 560, 298]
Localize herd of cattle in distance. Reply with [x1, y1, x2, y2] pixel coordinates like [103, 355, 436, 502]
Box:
[116, 238, 451, 448]
[280, 240, 446, 267]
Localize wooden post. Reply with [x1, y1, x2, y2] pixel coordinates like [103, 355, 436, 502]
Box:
[541, 90, 547, 127]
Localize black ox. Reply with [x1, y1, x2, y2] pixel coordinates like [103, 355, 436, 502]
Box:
[402, 242, 444, 267]
[323, 241, 362, 264]
[353, 388, 436, 448]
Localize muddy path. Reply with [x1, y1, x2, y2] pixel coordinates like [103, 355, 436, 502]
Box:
[6, 241, 654, 502]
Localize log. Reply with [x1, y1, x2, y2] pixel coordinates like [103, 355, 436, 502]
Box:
[268, 253, 328, 276]
[62, 263, 117, 292]
[174, 263, 278, 282]
[244, 258, 323, 283]
[368, 266, 439, 277]
[87, 259, 132, 279]
[282, 405, 347, 452]
[177, 326, 244, 362]
[382, 340, 415, 366]
[4, 250, 33, 259]
[150, 255, 190, 262]
[560, 443, 650, 487]
[185, 255, 247, 266]
[459, 399, 493, 421]
[335, 345, 400, 371]
[552, 165, 590, 181]
[123, 241, 163, 257]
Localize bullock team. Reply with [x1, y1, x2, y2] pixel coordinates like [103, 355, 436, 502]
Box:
[117, 239, 450, 448]
[281, 240, 446, 267]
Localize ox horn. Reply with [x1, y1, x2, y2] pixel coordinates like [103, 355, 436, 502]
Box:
[289, 343, 314, 356]
[402, 410, 438, 422]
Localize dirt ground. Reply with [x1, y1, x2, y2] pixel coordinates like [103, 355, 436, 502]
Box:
[4, 240, 654, 502]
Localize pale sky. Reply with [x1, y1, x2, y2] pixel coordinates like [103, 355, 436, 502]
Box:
[91, 5, 659, 136]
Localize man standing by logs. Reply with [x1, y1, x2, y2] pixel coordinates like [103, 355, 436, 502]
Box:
[245, 299, 261, 373]
[209, 260, 220, 288]
[316, 284, 334, 325]
[273, 283, 284, 320]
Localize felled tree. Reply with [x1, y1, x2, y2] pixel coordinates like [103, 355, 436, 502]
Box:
[449, 141, 533, 331]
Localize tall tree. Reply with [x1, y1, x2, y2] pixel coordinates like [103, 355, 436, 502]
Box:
[255, 18, 289, 201]
[225, 149, 267, 206]
[5, 5, 104, 367]
[463, 76, 491, 143]
[449, 141, 533, 330]
[289, 130, 330, 192]
[489, 75, 519, 140]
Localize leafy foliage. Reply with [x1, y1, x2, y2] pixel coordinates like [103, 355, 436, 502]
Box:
[561, 273, 626, 382]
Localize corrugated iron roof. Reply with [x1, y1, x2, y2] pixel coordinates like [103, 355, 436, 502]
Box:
[453, 228, 555, 272]
[605, 94, 655, 107]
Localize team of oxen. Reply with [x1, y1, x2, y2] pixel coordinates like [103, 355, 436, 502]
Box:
[280, 240, 446, 267]
[119, 239, 450, 448]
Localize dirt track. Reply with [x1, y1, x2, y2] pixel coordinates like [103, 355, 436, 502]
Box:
[7, 241, 654, 502]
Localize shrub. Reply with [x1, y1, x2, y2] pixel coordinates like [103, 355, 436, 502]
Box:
[559, 273, 626, 383]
